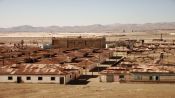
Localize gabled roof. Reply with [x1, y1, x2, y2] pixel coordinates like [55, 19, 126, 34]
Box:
[0, 64, 81, 75]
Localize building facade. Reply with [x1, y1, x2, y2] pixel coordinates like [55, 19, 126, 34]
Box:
[0, 64, 82, 84]
[99, 66, 175, 83]
[52, 37, 106, 49]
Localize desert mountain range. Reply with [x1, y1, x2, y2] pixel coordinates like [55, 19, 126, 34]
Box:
[0, 22, 175, 33]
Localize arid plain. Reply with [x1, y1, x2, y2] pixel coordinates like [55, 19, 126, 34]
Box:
[0, 32, 175, 98]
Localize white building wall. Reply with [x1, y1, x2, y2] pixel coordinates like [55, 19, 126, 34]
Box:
[0, 70, 82, 84]
[160, 76, 175, 81]
[65, 75, 72, 83]
[100, 75, 107, 82]
[0, 75, 18, 83]
[0, 75, 70, 84]
[23, 75, 62, 83]
[65, 70, 82, 83]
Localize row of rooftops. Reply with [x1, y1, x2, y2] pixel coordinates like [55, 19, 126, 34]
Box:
[0, 64, 81, 75]
[52, 36, 105, 39]
[100, 64, 175, 75]
[0, 46, 113, 76]
[1, 37, 175, 76]
[0, 45, 112, 64]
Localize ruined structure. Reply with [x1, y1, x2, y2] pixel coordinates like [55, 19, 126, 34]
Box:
[52, 36, 106, 49]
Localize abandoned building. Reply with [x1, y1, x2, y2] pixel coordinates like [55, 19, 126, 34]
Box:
[1, 35, 175, 84]
[99, 67, 130, 82]
[52, 36, 106, 49]
[113, 49, 129, 57]
[0, 64, 82, 84]
[99, 65, 175, 83]
[130, 65, 175, 83]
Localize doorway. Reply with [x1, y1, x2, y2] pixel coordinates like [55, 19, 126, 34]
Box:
[155, 76, 159, 80]
[106, 75, 114, 82]
[17, 77, 22, 83]
[60, 77, 64, 84]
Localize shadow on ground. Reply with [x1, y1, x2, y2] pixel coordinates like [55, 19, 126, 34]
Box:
[90, 67, 107, 72]
[68, 75, 98, 85]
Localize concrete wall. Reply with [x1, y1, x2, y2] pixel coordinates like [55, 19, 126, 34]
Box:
[160, 76, 175, 81]
[131, 74, 175, 82]
[0, 75, 71, 84]
[100, 73, 175, 83]
[65, 70, 82, 83]
[100, 75, 107, 82]
[100, 74, 131, 82]
[0, 69, 83, 84]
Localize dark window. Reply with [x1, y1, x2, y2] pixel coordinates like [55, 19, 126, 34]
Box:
[155, 76, 159, 80]
[26, 77, 31, 80]
[119, 75, 124, 79]
[38, 77, 42, 80]
[150, 76, 159, 81]
[149, 76, 153, 80]
[119, 75, 125, 80]
[51, 77, 55, 81]
[8, 76, 13, 80]
[134, 75, 142, 80]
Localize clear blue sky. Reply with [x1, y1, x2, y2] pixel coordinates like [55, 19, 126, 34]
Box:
[0, 0, 175, 27]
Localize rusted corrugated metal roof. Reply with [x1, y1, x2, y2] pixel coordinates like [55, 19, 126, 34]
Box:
[100, 64, 175, 74]
[0, 64, 81, 75]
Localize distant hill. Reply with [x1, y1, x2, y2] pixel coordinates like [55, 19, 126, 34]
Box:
[0, 22, 175, 33]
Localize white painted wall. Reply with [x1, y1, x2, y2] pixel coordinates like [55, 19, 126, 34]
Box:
[100, 75, 107, 82]
[0, 75, 68, 84]
[0, 70, 83, 84]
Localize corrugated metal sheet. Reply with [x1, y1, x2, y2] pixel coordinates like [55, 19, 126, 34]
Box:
[0, 64, 81, 75]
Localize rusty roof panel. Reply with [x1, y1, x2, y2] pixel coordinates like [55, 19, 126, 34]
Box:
[0, 64, 81, 75]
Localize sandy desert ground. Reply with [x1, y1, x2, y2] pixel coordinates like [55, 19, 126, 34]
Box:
[0, 32, 175, 44]
[0, 32, 175, 98]
[0, 77, 175, 98]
